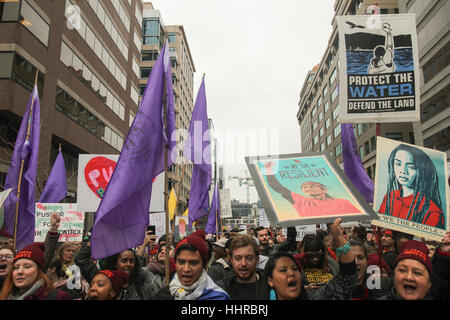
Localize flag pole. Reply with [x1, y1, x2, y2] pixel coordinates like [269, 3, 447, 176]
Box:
[169, 163, 186, 246]
[162, 45, 171, 286]
[13, 70, 39, 251]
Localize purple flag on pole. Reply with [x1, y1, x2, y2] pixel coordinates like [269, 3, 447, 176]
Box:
[206, 181, 220, 234]
[39, 151, 67, 203]
[184, 78, 212, 227]
[91, 41, 176, 259]
[341, 123, 374, 203]
[4, 85, 40, 250]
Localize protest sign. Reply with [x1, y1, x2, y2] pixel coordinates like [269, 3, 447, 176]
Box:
[295, 225, 317, 241]
[149, 212, 171, 242]
[77, 154, 164, 213]
[258, 208, 271, 228]
[336, 14, 420, 123]
[35, 203, 84, 242]
[219, 189, 232, 219]
[246, 153, 378, 227]
[372, 137, 449, 241]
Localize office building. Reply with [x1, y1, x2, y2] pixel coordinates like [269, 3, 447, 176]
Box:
[399, 0, 449, 158]
[297, 0, 413, 180]
[0, 0, 143, 200]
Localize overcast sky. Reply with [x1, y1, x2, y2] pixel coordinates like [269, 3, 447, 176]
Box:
[147, 0, 335, 203]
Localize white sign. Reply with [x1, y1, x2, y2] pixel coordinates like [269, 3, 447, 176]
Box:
[0, 189, 12, 231]
[35, 203, 84, 242]
[258, 208, 271, 228]
[77, 154, 164, 213]
[149, 212, 171, 242]
[219, 189, 232, 219]
[295, 225, 317, 241]
[336, 14, 420, 123]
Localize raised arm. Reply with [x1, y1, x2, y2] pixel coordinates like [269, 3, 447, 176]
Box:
[264, 162, 294, 204]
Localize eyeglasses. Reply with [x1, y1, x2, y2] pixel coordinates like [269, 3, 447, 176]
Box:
[0, 254, 14, 260]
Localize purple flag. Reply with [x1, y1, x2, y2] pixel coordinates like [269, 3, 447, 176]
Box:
[341, 123, 374, 203]
[184, 78, 212, 227]
[4, 85, 40, 250]
[91, 41, 176, 259]
[206, 181, 220, 234]
[39, 151, 67, 203]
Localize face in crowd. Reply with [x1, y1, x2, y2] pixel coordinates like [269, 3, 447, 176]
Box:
[115, 250, 136, 274]
[256, 229, 269, 247]
[381, 233, 394, 249]
[394, 259, 431, 300]
[175, 249, 204, 286]
[13, 259, 40, 294]
[0, 248, 14, 279]
[231, 244, 259, 283]
[351, 245, 368, 286]
[61, 245, 77, 265]
[267, 255, 302, 300]
[87, 273, 116, 300]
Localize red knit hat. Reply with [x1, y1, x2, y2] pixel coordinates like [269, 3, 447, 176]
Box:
[175, 230, 208, 266]
[14, 243, 45, 269]
[395, 240, 433, 276]
[97, 270, 129, 295]
[382, 229, 394, 237]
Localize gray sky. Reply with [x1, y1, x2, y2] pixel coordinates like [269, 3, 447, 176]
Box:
[147, 0, 335, 203]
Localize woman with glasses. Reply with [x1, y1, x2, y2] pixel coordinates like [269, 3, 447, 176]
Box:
[0, 244, 15, 289]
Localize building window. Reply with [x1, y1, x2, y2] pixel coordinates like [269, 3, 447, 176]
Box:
[140, 67, 152, 79]
[333, 125, 341, 139]
[324, 101, 329, 113]
[318, 111, 323, 122]
[142, 50, 159, 61]
[331, 86, 339, 102]
[319, 127, 324, 137]
[313, 135, 319, 145]
[325, 118, 330, 130]
[320, 142, 325, 151]
[318, 96, 322, 107]
[420, 85, 449, 123]
[371, 136, 376, 152]
[335, 143, 342, 156]
[332, 105, 339, 120]
[329, 67, 337, 85]
[313, 120, 318, 131]
[323, 85, 328, 97]
[326, 134, 332, 146]
[364, 141, 370, 156]
[0, 1, 20, 21]
[168, 33, 176, 43]
[386, 132, 403, 141]
[359, 145, 364, 158]
[12, 53, 45, 97]
[423, 128, 449, 152]
[0, 52, 14, 78]
[312, 106, 317, 117]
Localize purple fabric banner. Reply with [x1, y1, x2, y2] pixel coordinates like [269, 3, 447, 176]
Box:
[4, 85, 41, 250]
[341, 123, 374, 203]
[91, 41, 176, 259]
[39, 151, 67, 204]
[183, 78, 212, 227]
[206, 181, 220, 234]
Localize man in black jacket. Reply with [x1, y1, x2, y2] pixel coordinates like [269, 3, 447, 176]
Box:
[217, 234, 269, 300]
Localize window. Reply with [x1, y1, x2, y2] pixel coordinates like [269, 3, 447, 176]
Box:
[326, 135, 332, 146]
[20, 0, 50, 46]
[12, 53, 45, 97]
[329, 67, 337, 85]
[323, 85, 328, 97]
[318, 111, 323, 122]
[335, 143, 342, 156]
[0, 1, 20, 21]
[313, 120, 318, 131]
[324, 101, 329, 113]
[331, 86, 339, 102]
[364, 141, 370, 156]
[332, 105, 339, 120]
[142, 50, 159, 61]
[357, 123, 363, 136]
[359, 146, 364, 158]
[318, 96, 322, 107]
[333, 125, 341, 138]
[319, 127, 324, 137]
[313, 135, 319, 145]
[371, 136, 376, 152]
[168, 33, 176, 43]
[311, 106, 317, 117]
[320, 142, 325, 151]
[386, 132, 403, 141]
[0, 52, 14, 78]
[325, 118, 331, 130]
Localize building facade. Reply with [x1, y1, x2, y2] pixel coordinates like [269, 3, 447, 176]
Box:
[297, 0, 413, 181]
[399, 0, 449, 158]
[141, 3, 196, 215]
[0, 0, 143, 201]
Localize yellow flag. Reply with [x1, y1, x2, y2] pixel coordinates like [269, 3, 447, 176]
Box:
[182, 208, 188, 217]
[168, 189, 177, 220]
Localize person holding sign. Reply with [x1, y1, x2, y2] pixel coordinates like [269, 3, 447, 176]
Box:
[264, 162, 360, 217]
[377, 144, 445, 229]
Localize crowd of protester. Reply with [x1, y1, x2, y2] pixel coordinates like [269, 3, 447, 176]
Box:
[0, 212, 449, 301]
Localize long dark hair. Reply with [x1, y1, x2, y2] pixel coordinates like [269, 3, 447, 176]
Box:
[385, 144, 443, 228]
[264, 252, 308, 300]
[103, 249, 144, 298]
